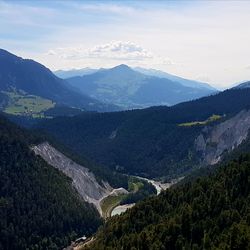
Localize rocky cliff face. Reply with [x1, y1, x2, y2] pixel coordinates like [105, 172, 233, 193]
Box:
[195, 110, 250, 165]
[32, 142, 127, 215]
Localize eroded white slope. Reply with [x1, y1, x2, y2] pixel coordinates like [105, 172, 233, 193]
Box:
[195, 109, 250, 164]
[32, 142, 127, 216]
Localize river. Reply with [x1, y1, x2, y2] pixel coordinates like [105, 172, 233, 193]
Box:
[110, 176, 184, 216]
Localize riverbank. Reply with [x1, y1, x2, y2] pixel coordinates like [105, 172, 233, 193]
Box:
[132, 175, 184, 195]
[109, 176, 184, 217]
[111, 203, 135, 216]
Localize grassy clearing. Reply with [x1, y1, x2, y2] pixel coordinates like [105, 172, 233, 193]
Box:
[100, 194, 127, 219]
[128, 177, 144, 192]
[178, 114, 222, 127]
[3, 91, 55, 117]
[100, 177, 154, 219]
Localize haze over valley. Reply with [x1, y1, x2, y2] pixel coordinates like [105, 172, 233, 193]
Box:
[0, 1, 250, 250]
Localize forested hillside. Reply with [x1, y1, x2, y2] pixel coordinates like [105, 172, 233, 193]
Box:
[85, 154, 250, 250]
[0, 92, 8, 109]
[36, 88, 250, 178]
[0, 49, 119, 114]
[0, 116, 102, 250]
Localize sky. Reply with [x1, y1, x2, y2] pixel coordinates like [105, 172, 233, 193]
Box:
[1, 0, 250, 89]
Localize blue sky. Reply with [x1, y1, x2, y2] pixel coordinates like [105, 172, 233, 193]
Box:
[1, 0, 250, 88]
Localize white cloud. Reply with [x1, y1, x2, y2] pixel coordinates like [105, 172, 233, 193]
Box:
[47, 41, 153, 61]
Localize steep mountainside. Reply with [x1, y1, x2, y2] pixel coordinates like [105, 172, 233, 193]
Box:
[66, 64, 215, 109]
[36, 87, 250, 179]
[134, 67, 216, 91]
[234, 80, 250, 89]
[195, 110, 250, 165]
[84, 154, 250, 250]
[32, 142, 128, 215]
[0, 49, 119, 113]
[0, 115, 102, 250]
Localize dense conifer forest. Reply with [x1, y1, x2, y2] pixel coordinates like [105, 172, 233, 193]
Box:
[1, 2, 250, 249]
[85, 154, 250, 250]
[36, 88, 250, 178]
[0, 116, 102, 250]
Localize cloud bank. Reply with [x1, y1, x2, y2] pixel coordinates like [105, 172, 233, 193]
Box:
[48, 41, 153, 61]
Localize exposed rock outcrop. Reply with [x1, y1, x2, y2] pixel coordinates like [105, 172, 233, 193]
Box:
[32, 142, 127, 216]
[195, 110, 250, 165]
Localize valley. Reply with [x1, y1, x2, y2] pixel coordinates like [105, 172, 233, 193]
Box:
[108, 176, 183, 218]
[29, 83, 250, 249]
[36, 87, 250, 180]
[1, 48, 250, 250]
[82, 153, 250, 250]
[32, 142, 157, 218]
[2, 76, 250, 249]
[1, 1, 250, 250]
[131, 175, 180, 195]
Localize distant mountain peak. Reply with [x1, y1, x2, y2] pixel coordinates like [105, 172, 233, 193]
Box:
[110, 64, 133, 72]
[114, 64, 130, 69]
[67, 63, 216, 109]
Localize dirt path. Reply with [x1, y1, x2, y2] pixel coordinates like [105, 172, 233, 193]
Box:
[75, 237, 94, 249]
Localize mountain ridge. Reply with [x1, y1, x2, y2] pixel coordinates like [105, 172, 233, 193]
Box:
[66, 64, 216, 109]
[234, 80, 250, 89]
[134, 66, 217, 91]
[54, 64, 216, 92]
[0, 49, 120, 113]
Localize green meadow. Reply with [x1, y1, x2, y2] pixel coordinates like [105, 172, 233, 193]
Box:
[3, 91, 55, 117]
[178, 114, 222, 127]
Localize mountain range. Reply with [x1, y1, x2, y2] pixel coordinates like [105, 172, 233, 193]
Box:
[0, 49, 119, 116]
[1, 48, 250, 250]
[134, 67, 216, 90]
[54, 67, 99, 79]
[55, 66, 216, 91]
[0, 49, 221, 116]
[65, 64, 217, 109]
